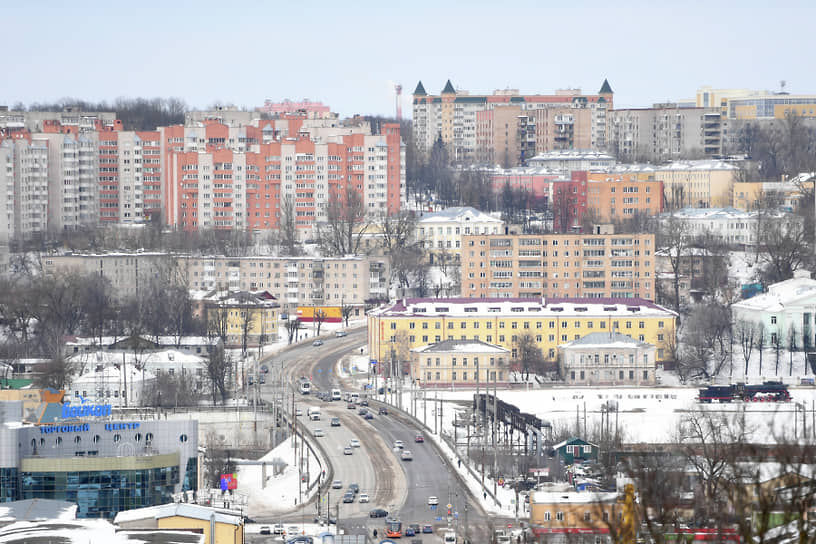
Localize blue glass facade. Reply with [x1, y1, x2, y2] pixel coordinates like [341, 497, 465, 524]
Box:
[0, 468, 17, 503]
[20, 465, 181, 519]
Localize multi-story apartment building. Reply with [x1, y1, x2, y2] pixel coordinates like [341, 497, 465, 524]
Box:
[414, 80, 613, 165]
[460, 229, 655, 300]
[0, 106, 119, 135]
[367, 297, 677, 365]
[585, 172, 664, 222]
[4, 136, 49, 239]
[39, 133, 98, 231]
[731, 178, 811, 212]
[606, 104, 725, 162]
[164, 120, 404, 234]
[257, 99, 332, 118]
[415, 206, 503, 261]
[659, 207, 798, 247]
[610, 160, 738, 209]
[0, 142, 15, 244]
[41, 252, 174, 299]
[178, 255, 389, 315]
[527, 150, 617, 171]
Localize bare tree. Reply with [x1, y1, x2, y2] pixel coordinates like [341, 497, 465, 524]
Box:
[678, 303, 732, 380]
[317, 184, 370, 256]
[757, 215, 810, 285]
[278, 195, 300, 256]
[736, 319, 756, 377]
[755, 322, 766, 376]
[34, 354, 76, 390]
[341, 303, 353, 328]
[205, 345, 231, 405]
[239, 306, 256, 358]
[313, 309, 327, 337]
[658, 213, 691, 317]
[285, 318, 302, 345]
[513, 333, 545, 381]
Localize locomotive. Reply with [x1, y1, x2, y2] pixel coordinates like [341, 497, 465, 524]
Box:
[698, 381, 791, 403]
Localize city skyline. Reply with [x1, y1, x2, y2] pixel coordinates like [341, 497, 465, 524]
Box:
[5, 0, 815, 118]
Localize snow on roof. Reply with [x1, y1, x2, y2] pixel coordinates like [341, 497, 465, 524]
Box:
[69, 363, 156, 384]
[660, 207, 758, 220]
[733, 278, 816, 312]
[611, 160, 738, 173]
[0, 499, 77, 521]
[531, 491, 618, 504]
[411, 339, 509, 354]
[68, 349, 205, 367]
[529, 150, 616, 161]
[561, 331, 653, 349]
[114, 503, 242, 526]
[0, 519, 205, 543]
[65, 336, 218, 348]
[417, 206, 502, 224]
[552, 437, 599, 450]
[370, 297, 676, 319]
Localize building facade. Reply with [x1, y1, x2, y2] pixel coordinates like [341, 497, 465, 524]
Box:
[416, 206, 503, 261]
[732, 278, 816, 350]
[585, 172, 664, 222]
[559, 331, 657, 386]
[367, 297, 677, 367]
[199, 290, 279, 348]
[413, 80, 613, 165]
[658, 207, 796, 246]
[0, 398, 198, 519]
[410, 339, 510, 386]
[460, 230, 656, 300]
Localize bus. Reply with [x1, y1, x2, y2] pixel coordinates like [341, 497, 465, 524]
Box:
[298, 378, 311, 395]
[385, 518, 402, 538]
[331, 389, 342, 401]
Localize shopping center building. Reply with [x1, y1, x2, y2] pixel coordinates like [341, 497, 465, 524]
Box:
[0, 390, 198, 519]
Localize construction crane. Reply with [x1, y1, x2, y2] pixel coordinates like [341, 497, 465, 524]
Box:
[395, 83, 403, 120]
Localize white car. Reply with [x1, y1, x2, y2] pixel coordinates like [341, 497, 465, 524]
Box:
[401, 450, 413, 461]
[349, 438, 361, 448]
[287, 525, 300, 536]
[295, 408, 303, 416]
[313, 428, 325, 437]
[272, 523, 285, 535]
[394, 440, 404, 450]
[359, 493, 370, 503]
[344, 446, 353, 455]
[428, 496, 439, 506]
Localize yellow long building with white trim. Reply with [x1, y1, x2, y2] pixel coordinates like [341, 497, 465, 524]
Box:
[367, 297, 677, 367]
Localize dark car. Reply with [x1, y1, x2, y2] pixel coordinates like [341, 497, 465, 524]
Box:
[348, 483, 360, 494]
[357, 407, 368, 416]
[422, 524, 433, 533]
[415, 435, 425, 443]
[378, 407, 388, 415]
[364, 412, 374, 420]
[369, 508, 388, 518]
[343, 492, 354, 503]
[331, 417, 341, 427]
[405, 527, 416, 536]
[261, 364, 269, 374]
[360, 399, 369, 406]
[409, 523, 421, 534]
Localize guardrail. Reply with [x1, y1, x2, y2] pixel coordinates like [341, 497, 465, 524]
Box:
[367, 395, 502, 512]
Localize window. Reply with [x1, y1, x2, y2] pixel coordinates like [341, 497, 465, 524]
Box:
[556, 512, 564, 521]
[544, 512, 551, 521]
[584, 512, 591, 521]
[771, 316, 777, 324]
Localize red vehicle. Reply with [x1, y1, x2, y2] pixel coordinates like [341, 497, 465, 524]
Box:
[415, 435, 425, 443]
[386, 518, 403, 538]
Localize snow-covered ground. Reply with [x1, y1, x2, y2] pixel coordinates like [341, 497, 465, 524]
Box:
[237, 435, 321, 518]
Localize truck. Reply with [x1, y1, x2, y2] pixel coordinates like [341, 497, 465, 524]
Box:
[307, 406, 321, 421]
[698, 381, 791, 403]
[331, 389, 342, 402]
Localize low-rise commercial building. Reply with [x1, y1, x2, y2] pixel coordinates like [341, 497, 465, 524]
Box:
[559, 331, 656, 386]
[732, 277, 816, 350]
[197, 290, 278, 348]
[368, 297, 677, 367]
[410, 339, 509, 387]
[115, 503, 244, 544]
[460, 230, 655, 300]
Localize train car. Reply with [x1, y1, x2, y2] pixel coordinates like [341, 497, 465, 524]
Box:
[698, 381, 790, 403]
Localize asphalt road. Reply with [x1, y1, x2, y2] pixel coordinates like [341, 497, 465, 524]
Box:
[254, 329, 498, 542]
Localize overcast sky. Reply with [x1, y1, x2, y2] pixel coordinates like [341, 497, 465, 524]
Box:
[4, 0, 814, 118]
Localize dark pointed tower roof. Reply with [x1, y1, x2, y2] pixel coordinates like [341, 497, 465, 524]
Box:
[599, 79, 613, 94]
[441, 80, 456, 94]
[413, 81, 427, 96]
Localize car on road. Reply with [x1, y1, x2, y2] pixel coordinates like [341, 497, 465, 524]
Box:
[331, 417, 341, 427]
[394, 440, 404, 449]
[349, 438, 360, 448]
[428, 496, 439, 506]
[331, 480, 343, 489]
[405, 526, 416, 537]
[261, 364, 269, 373]
[422, 524, 434, 533]
[343, 446, 353, 455]
[401, 450, 413, 461]
[357, 407, 367, 416]
[342, 492, 354, 503]
[286, 525, 300, 535]
[409, 523, 421, 534]
[348, 483, 359, 494]
[335, 330, 347, 337]
[259, 526, 271, 534]
[272, 523, 285, 535]
[415, 435, 424, 443]
[378, 407, 388, 415]
[358, 493, 370, 503]
[295, 408, 303, 416]
[313, 339, 323, 346]
[364, 412, 374, 420]
[369, 508, 388, 518]
[360, 399, 369, 406]
[313, 428, 324, 437]
[347, 402, 356, 409]
[314, 514, 337, 525]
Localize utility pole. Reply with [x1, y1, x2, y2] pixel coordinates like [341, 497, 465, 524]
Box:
[434, 391, 438, 435]
[492, 371, 498, 499]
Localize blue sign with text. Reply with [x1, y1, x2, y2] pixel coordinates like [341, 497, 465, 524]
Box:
[60, 395, 112, 419]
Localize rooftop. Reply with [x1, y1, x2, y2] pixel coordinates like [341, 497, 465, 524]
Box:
[561, 331, 653, 349]
[417, 206, 503, 224]
[733, 278, 816, 312]
[411, 339, 509, 354]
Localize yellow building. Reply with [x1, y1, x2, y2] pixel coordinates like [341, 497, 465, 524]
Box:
[115, 503, 244, 544]
[199, 290, 278, 349]
[611, 161, 737, 209]
[410, 339, 510, 386]
[732, 180, 809, 211]
[368, 297, 677, 366]
[529, 490, 626, 541]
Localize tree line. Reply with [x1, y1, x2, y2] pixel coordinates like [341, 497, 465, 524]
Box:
[12, 97, 188, 131]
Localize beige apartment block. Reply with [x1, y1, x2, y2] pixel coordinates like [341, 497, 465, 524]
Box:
[410, 339, 510, 387]
[178, 255, 389, 315]
[460, 230, 655, 300]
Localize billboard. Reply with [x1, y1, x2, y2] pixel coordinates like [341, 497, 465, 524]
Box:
[220, 473, 237, 491]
